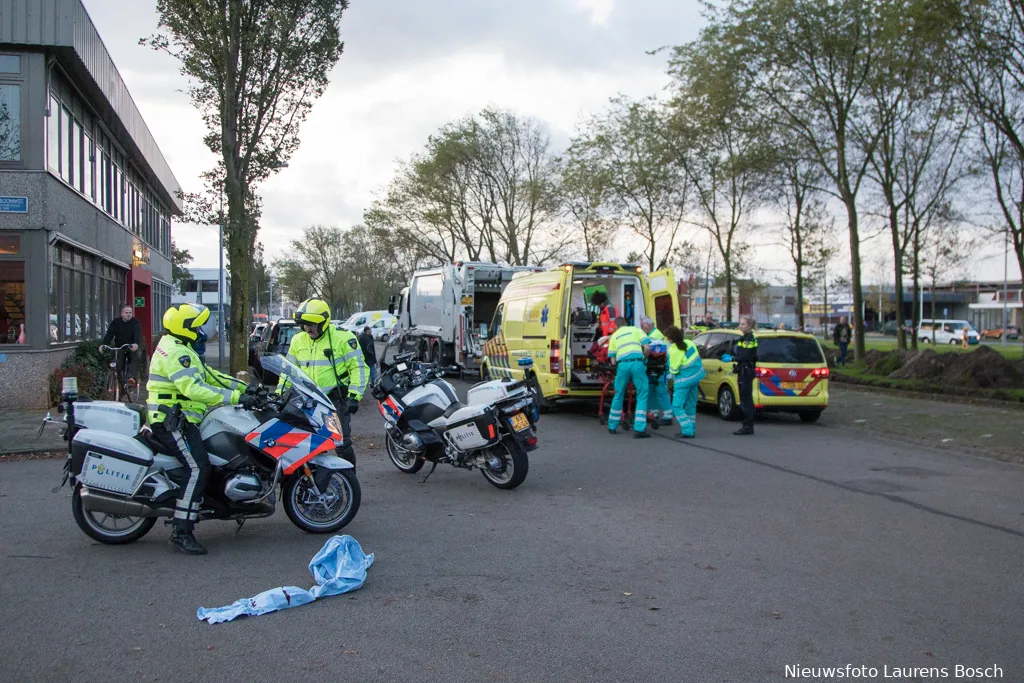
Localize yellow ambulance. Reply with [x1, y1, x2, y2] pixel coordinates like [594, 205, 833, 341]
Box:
[481, 262, 679, 407]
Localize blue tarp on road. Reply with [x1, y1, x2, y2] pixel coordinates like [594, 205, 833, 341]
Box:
[197, 535, 374, 624]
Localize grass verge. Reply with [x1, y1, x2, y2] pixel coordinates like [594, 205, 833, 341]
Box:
[832, 364, 1024, 404]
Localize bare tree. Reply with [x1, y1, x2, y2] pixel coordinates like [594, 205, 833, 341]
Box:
[556, 154, 616, 261]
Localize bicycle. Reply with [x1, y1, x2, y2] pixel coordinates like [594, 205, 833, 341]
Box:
[99, 344, 139, 404]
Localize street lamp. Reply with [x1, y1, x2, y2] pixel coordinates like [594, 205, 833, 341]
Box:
[1003, 223, 1009, 348]
[217, 162, 289, 368]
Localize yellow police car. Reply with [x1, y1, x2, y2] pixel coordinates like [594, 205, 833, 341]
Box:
[691, 329, 830, 423]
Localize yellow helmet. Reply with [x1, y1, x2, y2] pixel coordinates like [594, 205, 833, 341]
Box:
[163, 303, 210, 342]
[294, 298, 331, 334]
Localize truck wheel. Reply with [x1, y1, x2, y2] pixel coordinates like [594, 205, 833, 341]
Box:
[431, 343, 443, 372]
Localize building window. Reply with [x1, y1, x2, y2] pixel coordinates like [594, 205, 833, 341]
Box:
[49, 242, 126, 344]
[0, 83, 20, 161]
[0, 261, 25, 344]
[201, 280, 219, 294]
[0, 55, 19, 73]
[153, 280, 171, 335]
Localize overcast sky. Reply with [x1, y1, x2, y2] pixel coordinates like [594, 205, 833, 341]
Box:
[82, 0, 1019, 286]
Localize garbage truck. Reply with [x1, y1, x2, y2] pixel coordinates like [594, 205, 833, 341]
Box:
[389, 262, 543, 378]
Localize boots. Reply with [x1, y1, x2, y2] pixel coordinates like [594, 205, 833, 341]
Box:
[170, 526, 207, 555]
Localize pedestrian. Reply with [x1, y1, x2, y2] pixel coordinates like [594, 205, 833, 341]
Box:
[832, 316, 851, 367]
[731, 315, 758, 436]
[358, 325, 378, 384]
[639, 316, 673, 426]
[692, 311, 716, 333]
[607, 317, 650, 439]
[665, 325, 705, 438]
[100, 304, 142, 387]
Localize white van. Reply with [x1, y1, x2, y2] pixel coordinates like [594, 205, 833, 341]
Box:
[917, 319, 980, 345]
[337, 311, 397, 338]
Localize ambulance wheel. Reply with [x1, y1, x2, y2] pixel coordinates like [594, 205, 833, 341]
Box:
[72, 486, 156, 545]
[481, 363, 491, 381]
[529, 376, 555, 414]
[717, 386, 740, 421]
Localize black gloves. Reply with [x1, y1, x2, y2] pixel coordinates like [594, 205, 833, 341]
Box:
[347, 397, 360, 415]
[239, 393, 259, 410]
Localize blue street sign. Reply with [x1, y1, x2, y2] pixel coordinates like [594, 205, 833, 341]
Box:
[0, 197, 28, 213]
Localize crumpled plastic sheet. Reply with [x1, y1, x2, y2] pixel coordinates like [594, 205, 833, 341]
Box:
[197, 535, 374, 624]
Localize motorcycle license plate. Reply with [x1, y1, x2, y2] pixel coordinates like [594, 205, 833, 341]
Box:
[510, 412, 530, 432]
[781, 381, 803, 390]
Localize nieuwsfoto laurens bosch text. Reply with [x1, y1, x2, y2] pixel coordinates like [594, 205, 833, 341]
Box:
[785, 664, 1004, 679]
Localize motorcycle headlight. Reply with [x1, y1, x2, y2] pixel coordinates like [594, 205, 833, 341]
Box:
[326, 411, 342, 436]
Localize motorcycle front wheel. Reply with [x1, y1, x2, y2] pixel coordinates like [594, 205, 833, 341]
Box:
[283, 470, 361, 533]
[480, 436, 529, 490]
[71, 486, 156, 545]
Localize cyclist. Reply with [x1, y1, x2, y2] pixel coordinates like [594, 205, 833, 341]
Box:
[100, 304, 142, 389]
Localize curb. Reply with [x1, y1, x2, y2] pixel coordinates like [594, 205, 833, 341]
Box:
[0, 449, 67, 461]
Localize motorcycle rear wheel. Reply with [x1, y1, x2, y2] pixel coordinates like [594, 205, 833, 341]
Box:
[71, 486, 156, 545]
[480, 436, 529, 490]
[283, 470, 360, 533]
[386, 431, 425, 473]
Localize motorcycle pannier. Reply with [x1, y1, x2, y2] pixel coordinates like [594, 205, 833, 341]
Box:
[445, 408, 500, 451]
[72, 430, 154, 495]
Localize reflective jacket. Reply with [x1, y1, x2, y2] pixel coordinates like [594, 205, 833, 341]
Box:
[645, 328, 666, 342]
[280, 327, 368, 400]
[599, 305, 618, 337]
[732, 332, 758, 374]
[668, 339, 701, 374]
[608, 326, 647, 361]
[147, 335, 243, 425]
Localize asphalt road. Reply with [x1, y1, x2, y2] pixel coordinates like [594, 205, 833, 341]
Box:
[2, 380, 1023, 683]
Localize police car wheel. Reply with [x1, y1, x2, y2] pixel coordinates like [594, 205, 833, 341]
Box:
[717, 386, 739, 421]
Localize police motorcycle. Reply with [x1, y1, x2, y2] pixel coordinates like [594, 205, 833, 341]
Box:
[373, 345, 540, 490]
[42, 355, 359, 545]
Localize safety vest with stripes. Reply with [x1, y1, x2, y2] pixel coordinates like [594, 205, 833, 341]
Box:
[608, 326, 647, 361]
[146, 335, 243, 425]
[668, 339, 701, 374]
[280, 326, 368, 399]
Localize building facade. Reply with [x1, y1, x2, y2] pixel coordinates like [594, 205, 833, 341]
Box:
[0, 0, 182, 408]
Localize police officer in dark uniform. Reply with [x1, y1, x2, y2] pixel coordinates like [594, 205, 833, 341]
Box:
[732, 315, 758, 435]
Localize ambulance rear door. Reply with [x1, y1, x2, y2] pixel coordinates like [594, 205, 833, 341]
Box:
[647, 268, 680, 331]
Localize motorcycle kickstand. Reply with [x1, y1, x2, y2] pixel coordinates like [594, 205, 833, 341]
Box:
[420, 460, 439, 484]
[235, 519, 246, 534]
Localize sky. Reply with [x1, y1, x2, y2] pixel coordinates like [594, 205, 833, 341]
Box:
[81, 0, 1020, 288]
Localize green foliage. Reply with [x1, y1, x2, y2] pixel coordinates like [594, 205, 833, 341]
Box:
[171, 239, 193, 294]
[146, 0, 349, 373]
[48, 344, 109, 407]
[365, 108, 565, 266]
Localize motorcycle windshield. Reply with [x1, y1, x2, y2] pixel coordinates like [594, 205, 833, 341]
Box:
[261, 354, 334, 408]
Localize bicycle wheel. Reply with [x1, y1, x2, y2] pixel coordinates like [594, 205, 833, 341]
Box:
[122, 375, 138, 404]
[103, 369, 118, 401]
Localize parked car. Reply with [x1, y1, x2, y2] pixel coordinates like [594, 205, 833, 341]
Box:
[692, 329, 830, 423]
[980, 325, 1021, 340]
[881, 321, 914, 337]
[249, 319, 300, 385]
[917, 319, 980, 345]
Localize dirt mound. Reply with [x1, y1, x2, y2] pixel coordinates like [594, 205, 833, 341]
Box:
[889, 346, 1024, 389]
[864, 349, 909, 376]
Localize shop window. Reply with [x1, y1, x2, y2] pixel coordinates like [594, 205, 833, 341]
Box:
[0, 83, 20, 162]
[0, 261, 25, 344]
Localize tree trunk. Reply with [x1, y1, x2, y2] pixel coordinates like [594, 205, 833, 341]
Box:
[888, 210, 907, 350]
[845, 200, 866, 361]
[911, 229, 921, 351]
[724, 258, 733, 322]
